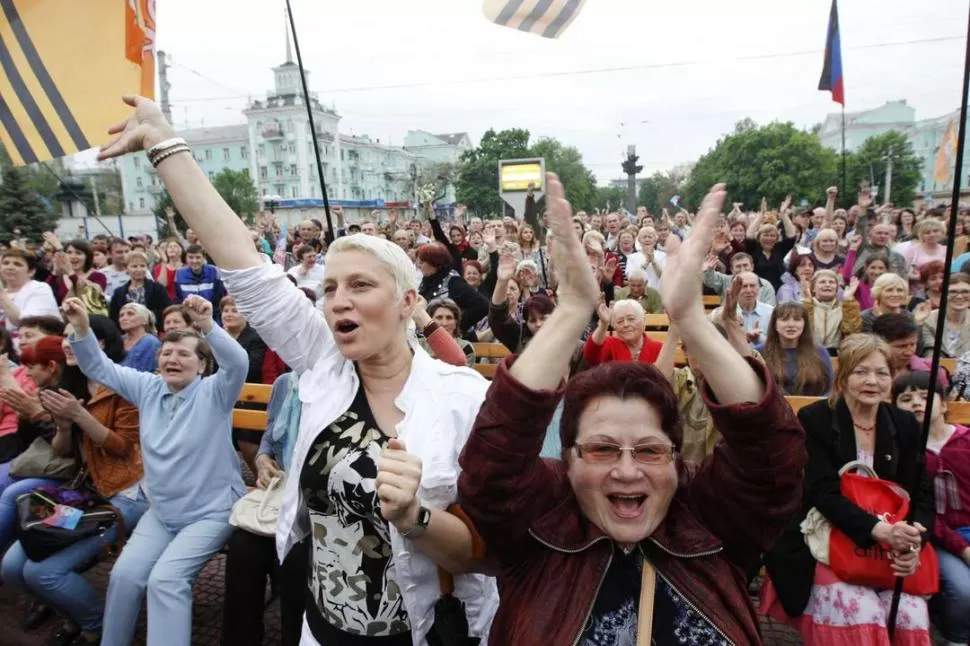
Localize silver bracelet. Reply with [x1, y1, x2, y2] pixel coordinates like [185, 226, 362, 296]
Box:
[151, 145, 191, 168]
[146, 137, 188, 164]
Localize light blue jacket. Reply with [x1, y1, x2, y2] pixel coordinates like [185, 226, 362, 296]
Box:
[70, 325, 247, 530]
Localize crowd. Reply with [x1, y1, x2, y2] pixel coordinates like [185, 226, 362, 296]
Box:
[0, 93, 968, 646]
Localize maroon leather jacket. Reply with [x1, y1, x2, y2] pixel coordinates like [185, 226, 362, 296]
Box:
[458, 357, 806, 646]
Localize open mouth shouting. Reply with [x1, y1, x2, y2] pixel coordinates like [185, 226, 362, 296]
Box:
[607, 493, 648, 520]
[333, 319, 360, 342]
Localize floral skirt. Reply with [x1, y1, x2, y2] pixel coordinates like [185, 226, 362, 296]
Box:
[759, 563, 931, 645]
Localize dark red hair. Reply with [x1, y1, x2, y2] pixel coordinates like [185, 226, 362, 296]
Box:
[20, 336, 66, 367]
[523, 294, 555, 320]
[919, 260, 945, 285]
[462, 259, 483, 275]
[416, 242, 452, 270]
[560, 361, 682, 451]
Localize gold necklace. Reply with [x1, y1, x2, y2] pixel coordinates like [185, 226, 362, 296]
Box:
[854, 421, 876, 433]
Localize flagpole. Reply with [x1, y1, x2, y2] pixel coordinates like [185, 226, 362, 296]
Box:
[840, 106, 846, 206]
[886, 1, 970, 637]
[284, 0, 335, 242]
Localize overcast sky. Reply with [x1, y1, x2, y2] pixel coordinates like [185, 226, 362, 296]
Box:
[137, 0, 968, 183]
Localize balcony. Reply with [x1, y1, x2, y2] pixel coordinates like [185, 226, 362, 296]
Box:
[261, 123, 284, 139]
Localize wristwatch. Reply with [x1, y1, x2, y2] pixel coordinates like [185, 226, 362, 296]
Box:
[400, 504, 431, 539]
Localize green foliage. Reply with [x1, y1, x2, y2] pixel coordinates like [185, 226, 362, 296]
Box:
[683, 120, 840, 210]
[638, 170, 688, 215]
[211, 168, 260, 222]
[847, 130, 923, 207]
[530, 138, 597, 212]
[456, 129, 598, 216]
[592, 185, 627, 212]
[0, 164, 61, 243]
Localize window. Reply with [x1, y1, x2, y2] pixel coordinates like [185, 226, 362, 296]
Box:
[128, 201, 134, 211]
[136, 177, 143, 188]
[288, 143, 295, 154]
[223, 148, 230, 161]
[262, 188, 267, 196]
[241, 146, 248, 159]
[134, 157, 140, 168]
[275, 164, 283, 177]
[205, 149, 212, 161]
[341, 149, 345, 161]
[275, 184, 284, 196]
[291, 185, 299, 198]
[257, 144, 265, 157]
[138, 197, 145, 208]
[259, 166, 268, 179]
[208, 171, 215, 180]
[290, 164, 297, 176]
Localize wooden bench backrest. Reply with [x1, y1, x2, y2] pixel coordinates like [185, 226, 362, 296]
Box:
[232, 383, 273, 431]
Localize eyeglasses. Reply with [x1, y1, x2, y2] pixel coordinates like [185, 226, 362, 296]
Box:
[949, 289, 970, 297]
[575, 442, 676, 465]
[850, 368, 892, 381]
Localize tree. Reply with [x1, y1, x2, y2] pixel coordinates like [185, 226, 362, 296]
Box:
[849, 130, 923, 207]
[683, 120, 840, 210]
[456, 128, 531, 216]
[212, 168, 260, 222]
[638, 169, 688, 216]
[0, 164, 61, 243]
[456, 129, 598, 217]
[530, 138, 597, 212]
[592, 185, 627, 212]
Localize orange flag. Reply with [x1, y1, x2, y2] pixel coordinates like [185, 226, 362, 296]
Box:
[0, 0, 156, 165]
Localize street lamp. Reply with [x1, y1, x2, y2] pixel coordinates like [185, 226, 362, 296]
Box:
[262, 193, 282, 215]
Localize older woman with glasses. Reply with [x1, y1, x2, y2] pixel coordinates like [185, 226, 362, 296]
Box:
[762, 333, 934, 645]
[459, 181, 806, 645]
[920, 272, 970, 359]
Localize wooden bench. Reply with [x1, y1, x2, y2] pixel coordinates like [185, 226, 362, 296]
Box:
[785, 396, 970, 424]
[232, 383, 273, 432]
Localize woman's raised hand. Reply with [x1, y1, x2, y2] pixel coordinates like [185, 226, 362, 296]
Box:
[182, 295, 215, 333]
[496, 251, 517, 282]
[97, 96, 177, 161]
[546, 173, 598, 312]
[659, 184, 726, 324]
[61, 297, 90, 337]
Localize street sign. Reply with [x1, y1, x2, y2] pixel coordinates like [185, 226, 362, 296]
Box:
[498, 157, 545, 218]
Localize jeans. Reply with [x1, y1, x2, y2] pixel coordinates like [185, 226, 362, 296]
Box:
[221, 530, 307, 646]
[0, 474, 59, 546]
[101, 507, 235, 646]
[933, 547, 970, 643]
[0, 490, 149, 631]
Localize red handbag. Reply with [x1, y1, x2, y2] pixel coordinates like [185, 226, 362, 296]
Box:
[828, 464, 939, 595]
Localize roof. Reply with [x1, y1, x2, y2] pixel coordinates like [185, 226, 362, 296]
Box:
[181, 124, 249, 145]
[432, 132, 469, 145]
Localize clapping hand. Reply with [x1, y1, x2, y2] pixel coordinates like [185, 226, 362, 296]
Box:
[546, 173, 599, 312]
[61, 298, 90, 337]
[38, 389, 85, 423]
[595, 295, 611, 327]
[182, 295, 214, 333]
[844, 276, 860, 300]
[913, 300, 933, 325]
[745, 321, 762, 344]
[659, 184, 726, 323]
[376, 438, 423, 530]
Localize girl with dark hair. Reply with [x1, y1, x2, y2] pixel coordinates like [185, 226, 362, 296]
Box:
[755, 302, 833, 396]
[777, 252, 819, 303]
[45, 237, 108, 313]
[893, 371, 970, 646]
[841, 234, 889, 310]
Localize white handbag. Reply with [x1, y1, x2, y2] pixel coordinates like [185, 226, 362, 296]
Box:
[229, 476, 284, 537]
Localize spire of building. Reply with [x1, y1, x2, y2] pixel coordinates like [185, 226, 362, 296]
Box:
[284, 9, 293, 64]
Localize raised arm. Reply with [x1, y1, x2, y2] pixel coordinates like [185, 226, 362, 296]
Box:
[667, 186, 763, 405]
[183, 296, 249, 406]
[655, 326, 679, 381]
[98, 96, 260, 271]
[63, 298, 154, 405]
[458, 174, 597, 559]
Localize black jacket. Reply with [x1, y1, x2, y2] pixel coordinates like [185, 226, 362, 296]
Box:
[235, 324, 268, 385]
[419, 268, 489, 334]
[109, 280, 171, 330]
[764, 398, 935, 617]
[430, 218, 477, 271]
